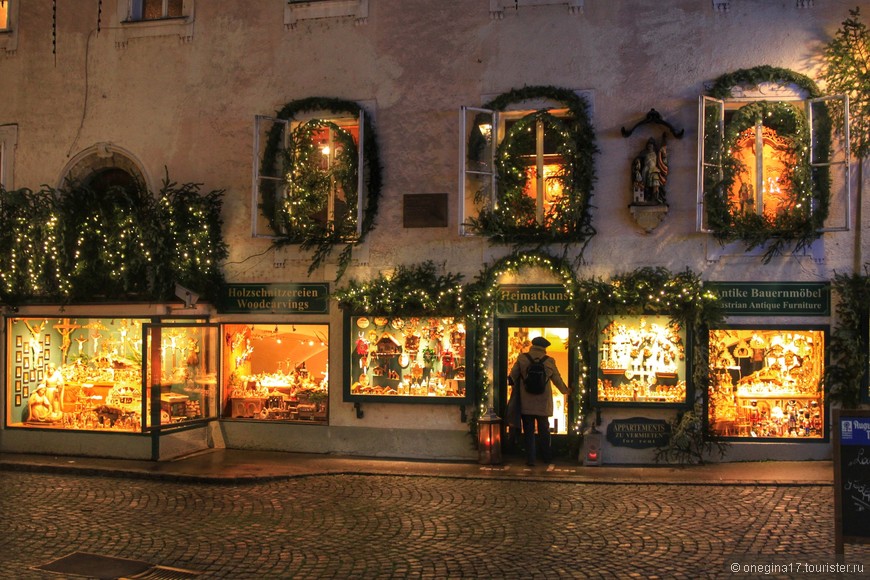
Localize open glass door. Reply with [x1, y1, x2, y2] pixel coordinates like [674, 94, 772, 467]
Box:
[501, 323, 572, 438]
[143, 322, 219, 429]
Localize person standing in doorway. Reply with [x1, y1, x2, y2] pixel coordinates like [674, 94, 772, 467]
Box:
[508, 336, 570, 466]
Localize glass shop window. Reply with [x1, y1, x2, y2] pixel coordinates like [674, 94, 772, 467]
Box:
[459, 106, 575, 236]
[6, 317, 149, 431]
[143, 323, 218, 427]
[348, 317, 468, 401]
[222, 324, 329, 423]
[595, 315, 688, 406]
[697, 94, 850, 233]
[708, 328, 825, 440]
[253, 113, 364, 239]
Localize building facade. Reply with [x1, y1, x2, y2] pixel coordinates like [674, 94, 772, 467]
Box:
[0, 0, 867, 463]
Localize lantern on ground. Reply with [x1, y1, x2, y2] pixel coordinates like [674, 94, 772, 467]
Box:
[478, 407, 502, 465]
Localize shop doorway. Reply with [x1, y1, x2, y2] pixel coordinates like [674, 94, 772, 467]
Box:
[497, 320, 574, 457]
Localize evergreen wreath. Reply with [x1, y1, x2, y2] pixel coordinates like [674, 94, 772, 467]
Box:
[464, 86, 597, 254]
[704, 66, 832, 262]
[260, 97, 382, 279]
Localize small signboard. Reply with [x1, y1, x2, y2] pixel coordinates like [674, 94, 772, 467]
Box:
[496, 284, 571, 316]
[218, 283, 329, 314]
[606, 417, 671, 449]
[833, 409, 870, 553]
[706, 282, 830, 317]
[403, 193, 449, 228]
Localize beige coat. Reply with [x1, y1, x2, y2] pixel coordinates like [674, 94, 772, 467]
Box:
[508, 345, 569, 417]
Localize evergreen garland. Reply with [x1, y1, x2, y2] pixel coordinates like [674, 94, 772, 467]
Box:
[465, 86, 597, 254]
[0, 176, 228, 305]
[827, 272, 870, 408]
[260, 97, 382, 279]
[704, 66, 832, 261]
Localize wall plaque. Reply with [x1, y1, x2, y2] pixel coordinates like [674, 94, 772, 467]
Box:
[403, 193, 448, 228]
[606, 417, 671, 449]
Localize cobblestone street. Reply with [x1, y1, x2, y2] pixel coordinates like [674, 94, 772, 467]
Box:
[1, 470, 868, 579]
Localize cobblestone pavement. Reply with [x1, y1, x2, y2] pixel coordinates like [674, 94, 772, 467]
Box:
[1, 471, 868, 579]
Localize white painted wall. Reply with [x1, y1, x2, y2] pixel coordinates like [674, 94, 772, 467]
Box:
[1, 0, 866, 462]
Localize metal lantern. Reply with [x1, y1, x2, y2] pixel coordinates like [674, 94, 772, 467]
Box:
[478, 407, 502, 465]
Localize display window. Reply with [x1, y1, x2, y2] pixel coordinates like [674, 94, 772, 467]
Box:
[6, 316, 148, 431]
[345, 316, 470, 403]
[595, 315, 688, 406]
[708, 327, 826, 439]
[221, 323, 329, 422]
[143, 322, 218, 427]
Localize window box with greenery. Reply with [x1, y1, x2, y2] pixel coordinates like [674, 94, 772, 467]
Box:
[697, 66, 850, 261]
[460, 86, 597, 250]
[254, 97, 381, 277]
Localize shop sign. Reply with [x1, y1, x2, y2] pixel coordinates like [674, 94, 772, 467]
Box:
[606, 417, 670, 449]
[706, 282, 830, 316]
[496, 284, 570, 316]
[834, 409, 870, 552]
[218, 283, 329, 314]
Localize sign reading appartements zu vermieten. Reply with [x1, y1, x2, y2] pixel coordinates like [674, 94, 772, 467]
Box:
[218, 283, 329, 314]
[705, 282, 830, 317]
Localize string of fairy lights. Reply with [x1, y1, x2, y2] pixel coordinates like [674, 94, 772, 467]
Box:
[335, 254, 721, 440]
[0, 181, 227, 303]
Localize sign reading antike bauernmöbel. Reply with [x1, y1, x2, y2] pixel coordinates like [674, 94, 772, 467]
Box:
[218, 283, 329, 314]
[496, 284, 571, 315]
[705, 282, 830, 317]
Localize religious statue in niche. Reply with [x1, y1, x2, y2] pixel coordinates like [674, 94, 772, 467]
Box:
[632, 134, 669, 206]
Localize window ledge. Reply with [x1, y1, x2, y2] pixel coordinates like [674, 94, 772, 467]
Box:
[490, 0, 583, 19]
[114, 1, 195, 47]
[284, 0, 369, 29]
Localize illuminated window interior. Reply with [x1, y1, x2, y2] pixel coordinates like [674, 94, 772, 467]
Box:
[708, 329, 824, 439]
[728, 124, 796, 220]
[0, 2, 7, 29]
[141, 0, 183, 19]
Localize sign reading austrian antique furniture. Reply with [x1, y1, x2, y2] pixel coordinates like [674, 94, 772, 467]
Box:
[606, 417, 671, 449]
[833, 409, 870, 554]
[496, 284, 571, 316]
[218, 283, 329, 314]
[705, 282, 830, 316]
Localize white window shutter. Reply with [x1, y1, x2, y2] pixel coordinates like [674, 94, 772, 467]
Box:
[697, 96, 724, 232]
[356, 109, 365, 237]
[809, 95, 851, 232]
[459, 106, 497, 236]
[252, 115, 289, 237]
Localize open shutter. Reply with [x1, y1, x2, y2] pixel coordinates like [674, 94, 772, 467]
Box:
[252, 115, 290, 237]
[809, 95, 851, 232]
[459, 106, 497, 236]
[356, 108, 365, 237]
[697, 96, 724, 232]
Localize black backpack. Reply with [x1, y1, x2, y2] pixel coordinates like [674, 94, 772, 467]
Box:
[522, 353, 549, 394]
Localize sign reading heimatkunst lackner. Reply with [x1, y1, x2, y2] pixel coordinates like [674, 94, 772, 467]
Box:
[606, 417, 671, 449]
[496, 284, 571, 316]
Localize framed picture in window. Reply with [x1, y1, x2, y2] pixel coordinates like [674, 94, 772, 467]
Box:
[15, 395, 21, 407]
[15, 351, 21, 363]
[23, 356, 29, 370]
[16, 335, 22, 348]
[23, 371, 29, 383]
[15, 367, 21, 379]
[23, 386, 29, 398]
[44, 334, 50, 346]
[15, 380, 21, 393]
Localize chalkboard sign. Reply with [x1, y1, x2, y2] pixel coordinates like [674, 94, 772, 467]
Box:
[833, 409, 870, 553]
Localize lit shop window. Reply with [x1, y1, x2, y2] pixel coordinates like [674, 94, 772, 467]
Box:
[222, 324, 329, 422]
[348, 317, 467, 401]
[708, 328, 825, 439]
[254, 113, 364, 239]
[461, 108, 574, 234]
[7, 317, 148, 431]
[595, 315, 688, 406]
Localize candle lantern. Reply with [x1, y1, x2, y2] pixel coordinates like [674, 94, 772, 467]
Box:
[477, 407, 502, 465]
